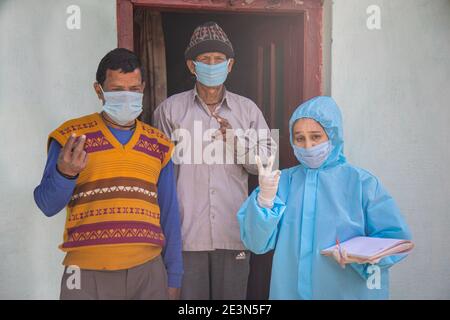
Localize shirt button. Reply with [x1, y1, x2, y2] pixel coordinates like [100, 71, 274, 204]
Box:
[211, 189, 215, 195]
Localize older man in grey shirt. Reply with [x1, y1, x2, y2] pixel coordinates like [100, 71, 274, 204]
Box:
[153, 21, 275, 300]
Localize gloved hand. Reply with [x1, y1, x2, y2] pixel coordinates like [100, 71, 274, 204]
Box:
[331, 247, 381, 269]
[255, 155, 281, 208]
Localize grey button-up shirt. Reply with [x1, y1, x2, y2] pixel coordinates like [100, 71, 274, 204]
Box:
[153, 87, 275, 251]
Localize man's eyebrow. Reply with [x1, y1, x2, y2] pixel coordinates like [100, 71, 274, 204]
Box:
[109, 84, 141, 88]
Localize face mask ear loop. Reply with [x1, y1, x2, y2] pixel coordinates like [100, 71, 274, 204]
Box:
[98, 83, 106, 106]
[192, 61, 199, 80]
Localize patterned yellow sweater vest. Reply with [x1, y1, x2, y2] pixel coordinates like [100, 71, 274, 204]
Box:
[48, 113, 174, 270]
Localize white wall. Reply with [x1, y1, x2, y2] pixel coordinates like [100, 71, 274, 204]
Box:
[0, 0, 116, 299]
[331, 0, 450, 299]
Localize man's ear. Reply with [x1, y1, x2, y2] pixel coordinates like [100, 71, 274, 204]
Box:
[186, 60, 196, 75]
[228, 59, 235, 73]
[141, 81, 146, 92]
[93, 82, 104, 103]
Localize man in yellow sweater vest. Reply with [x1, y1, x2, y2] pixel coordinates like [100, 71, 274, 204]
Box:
[34, 48, 183, 300]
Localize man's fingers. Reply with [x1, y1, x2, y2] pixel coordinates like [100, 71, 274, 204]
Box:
[213, 113, 232, 128]
[213, 113, 225, 122]
[222, 121, 232, 129]
[77, 150, 87, 162]
[81, 152, 89, 168]
[219, 121, 231, 130]
[212, 113, 222, 123]
[62, 134, 76, 155]
[72, 135, 86, 158]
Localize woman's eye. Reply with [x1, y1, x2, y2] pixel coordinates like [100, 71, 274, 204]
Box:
[313, 135, 322, 140]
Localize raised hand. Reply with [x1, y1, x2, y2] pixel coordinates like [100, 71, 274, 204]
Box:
[255, 155, 281, 208]
[57, 134, 88, 177]
[212, 113, 233, 141]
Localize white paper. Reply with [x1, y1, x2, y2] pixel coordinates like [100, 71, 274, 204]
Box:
[321, 236, 413, 260]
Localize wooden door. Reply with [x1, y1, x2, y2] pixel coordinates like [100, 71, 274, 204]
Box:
[253, 14, 304, 170]
[246, 14, 304, 300]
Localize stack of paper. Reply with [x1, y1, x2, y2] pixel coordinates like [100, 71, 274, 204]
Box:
[321, 237, 414, 262]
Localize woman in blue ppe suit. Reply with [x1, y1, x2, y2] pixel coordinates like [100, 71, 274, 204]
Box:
[237, 96, 412, 300]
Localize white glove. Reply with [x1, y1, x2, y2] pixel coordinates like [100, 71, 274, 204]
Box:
[256, 155, 281, 208]
[331, 247, 380, 269]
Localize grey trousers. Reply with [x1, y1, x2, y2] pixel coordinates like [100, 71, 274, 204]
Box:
[180, 250, 250, 300]
[60, 255, 169, 300]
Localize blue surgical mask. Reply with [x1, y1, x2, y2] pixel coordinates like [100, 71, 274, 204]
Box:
[193, 60, 230, 87]
[293, 140, 332, 169]
[100, 85, 143, 125]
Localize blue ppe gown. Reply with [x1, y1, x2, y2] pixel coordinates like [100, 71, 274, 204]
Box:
[237, 96, 412, 300]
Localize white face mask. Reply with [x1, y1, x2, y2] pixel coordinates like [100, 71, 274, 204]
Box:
[100, 85, 143, 125]
[293, 140, 332, 169]
[193, 60, 230, 87]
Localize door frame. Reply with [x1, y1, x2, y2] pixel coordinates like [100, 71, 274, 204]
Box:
[116, 0, 323, 100]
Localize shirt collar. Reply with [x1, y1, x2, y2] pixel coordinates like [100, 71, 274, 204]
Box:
[192, 85, 231, 110]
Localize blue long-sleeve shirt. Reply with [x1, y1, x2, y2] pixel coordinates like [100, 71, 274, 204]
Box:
[34, 126, 183, 288]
